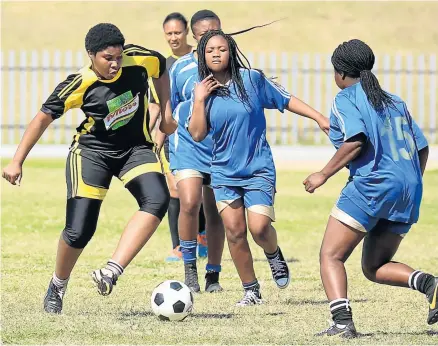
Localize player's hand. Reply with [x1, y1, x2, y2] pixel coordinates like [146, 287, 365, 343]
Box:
[317, 116, 330, 135]
[194, 75, 221, 101]
[303, 172, 327, 193]
[2, 161, 23, 186]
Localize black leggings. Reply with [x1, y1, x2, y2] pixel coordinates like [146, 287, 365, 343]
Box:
[62, 173, 169, 249]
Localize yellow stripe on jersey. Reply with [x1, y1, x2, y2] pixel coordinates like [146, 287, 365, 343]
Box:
[123, 54, 161, 79]
[58, 74, 82, 99]
[143, 94, 153, 143]
[64, 67, 98, 114]
[149, 79, 160, 104]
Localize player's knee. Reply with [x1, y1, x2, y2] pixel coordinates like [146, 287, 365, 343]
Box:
[361, 260, 379, 282]
[249, 224, 271, 243]
[225, 221, 247, 244]
[180, 197, 202, 217]
[319, 247, 348, 264]
[138, 187, 170, 220]
[62, 225, 95, 249]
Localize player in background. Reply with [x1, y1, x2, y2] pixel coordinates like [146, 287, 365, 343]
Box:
[303, 39, 437, 337]
[148, 12, 208, 262]
[167, 10, 226, 293]
[2, 23, 173, 313]
[188, 30, 330, 305]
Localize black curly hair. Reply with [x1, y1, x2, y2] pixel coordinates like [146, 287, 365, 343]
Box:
[85, 23, 125, 54]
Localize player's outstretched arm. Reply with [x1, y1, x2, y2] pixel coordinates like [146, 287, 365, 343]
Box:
[2, 111, 54, 186]
[286, 96, 330, 135]
[188, 75, 220, 142]
[303, 134, 365, 193]
[154, 71, 177, 135]
[418, 146, 429, 176]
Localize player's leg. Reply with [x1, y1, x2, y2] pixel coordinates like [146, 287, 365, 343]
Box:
[91, 147, 169, 296]
[197, 202, 208, 258]
[45, 149, 111, 313]
[165, 171, 182, 261]
[175, 171, 204, 292]
[202, 185, 225, 292]
[245, 188, 290, 289]
[317, 195, 370, 338]
[361, 220, 438, 325]
[216, 186, 261, 306]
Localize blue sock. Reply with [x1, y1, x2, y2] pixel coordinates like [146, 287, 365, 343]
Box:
[180, 239, 197, 263]
[206, 264, 221, 273]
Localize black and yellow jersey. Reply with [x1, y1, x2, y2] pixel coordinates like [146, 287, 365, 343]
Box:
[148, 54, 179, 104]
[41, 44, 166, 151]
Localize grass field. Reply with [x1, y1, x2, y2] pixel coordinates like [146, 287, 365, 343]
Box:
[1, 159, 438, 344]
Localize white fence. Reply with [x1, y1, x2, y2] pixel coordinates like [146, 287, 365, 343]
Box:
[1, 50, 437, 145]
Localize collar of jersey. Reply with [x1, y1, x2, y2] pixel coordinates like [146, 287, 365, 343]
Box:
[88, 65, 123, 83]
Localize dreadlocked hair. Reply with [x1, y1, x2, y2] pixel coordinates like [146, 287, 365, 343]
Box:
[197, 30, 255, 107]
[331, 39, 395, 112]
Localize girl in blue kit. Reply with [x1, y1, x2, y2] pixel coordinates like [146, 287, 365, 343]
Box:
[303, 39, 437, 338]
[188, 30, 330, 306]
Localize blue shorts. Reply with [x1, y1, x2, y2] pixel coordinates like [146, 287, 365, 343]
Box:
[332, 194, 412, 237]
[213, 185, 275, 221]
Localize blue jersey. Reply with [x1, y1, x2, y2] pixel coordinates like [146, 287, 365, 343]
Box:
[330, 82, 428, 224]
[169, 52, 212, 173]
[188, 69, 291, 188]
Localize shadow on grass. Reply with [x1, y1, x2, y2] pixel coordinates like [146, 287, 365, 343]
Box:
[373, 330, 438, 337]
[119, 310, 155, 319]
[223, 257, 299, 263]
[284, 298, 368, 306]
[192, 313, 234, 319]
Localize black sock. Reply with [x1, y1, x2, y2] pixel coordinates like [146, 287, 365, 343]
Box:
[243, 279, 260, 292]
[168, 197, 180, 249]
[408, 270, 436, 295]
[198, 203, 206, 233]
[330, 298, 353, 325]
[265, 246, 280, 259]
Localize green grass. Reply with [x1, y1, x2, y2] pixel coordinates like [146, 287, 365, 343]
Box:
[1, 160, 438, 344]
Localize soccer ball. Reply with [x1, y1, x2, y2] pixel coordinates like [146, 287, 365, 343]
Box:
[150, 280, 194, 321]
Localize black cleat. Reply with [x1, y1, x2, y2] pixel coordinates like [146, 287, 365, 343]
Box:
[184, 262, 200, 293]
[427, 277, 438, 325]
[236, 289, 263, 306]
[43, 279, 64, 314]
[316, 321, 358, 338]
[91, 269, 118, 296]
[266, 247, 290, 289]
[205, 271, 223, 293]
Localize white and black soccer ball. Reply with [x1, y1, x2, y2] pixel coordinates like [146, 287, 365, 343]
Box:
[150, 280, 194, 321]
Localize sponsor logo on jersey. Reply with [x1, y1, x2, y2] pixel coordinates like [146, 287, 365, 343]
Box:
[104, 91, 139, 130]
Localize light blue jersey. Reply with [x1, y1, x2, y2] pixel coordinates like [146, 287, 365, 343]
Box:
[330, 82, 428, 224]
[169, 52, 212, 173]
[188, 69, 291, 189]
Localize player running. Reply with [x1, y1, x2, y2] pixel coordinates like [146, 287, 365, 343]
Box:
[188, 30, 330, 305]
[2, 23, 174, 313]
[303, 39, 437, 337]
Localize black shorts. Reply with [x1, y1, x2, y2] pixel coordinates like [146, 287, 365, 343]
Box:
[66, 144, 162, 200]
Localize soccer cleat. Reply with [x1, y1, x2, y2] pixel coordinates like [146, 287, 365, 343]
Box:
[184, 262, 201, 293]
[43, 279, 64, 314]
[427, 277, 438, 325]
[236, 289, 263, 306]
[205, 271, 223, 293]
[315, 320, 358, 338]
[197, 231, 208, 258]
[266, 247, 290, 289]
[91, 268, 118, 296]
[165, 245, 182, 262]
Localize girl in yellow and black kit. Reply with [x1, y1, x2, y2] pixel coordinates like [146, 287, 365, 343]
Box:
[2, 23, 176, 314]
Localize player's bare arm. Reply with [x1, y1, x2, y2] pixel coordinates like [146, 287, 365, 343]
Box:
[286, 96, 330, 135]
[303, 134, 365, 193]
[154, 71, 177, 135]
[2, 111, 53, 186]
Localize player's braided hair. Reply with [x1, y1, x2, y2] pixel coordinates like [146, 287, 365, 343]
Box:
[331, 39, 394, 112]
[85, 23, 125, 54]
[197, 30, 253, 107]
